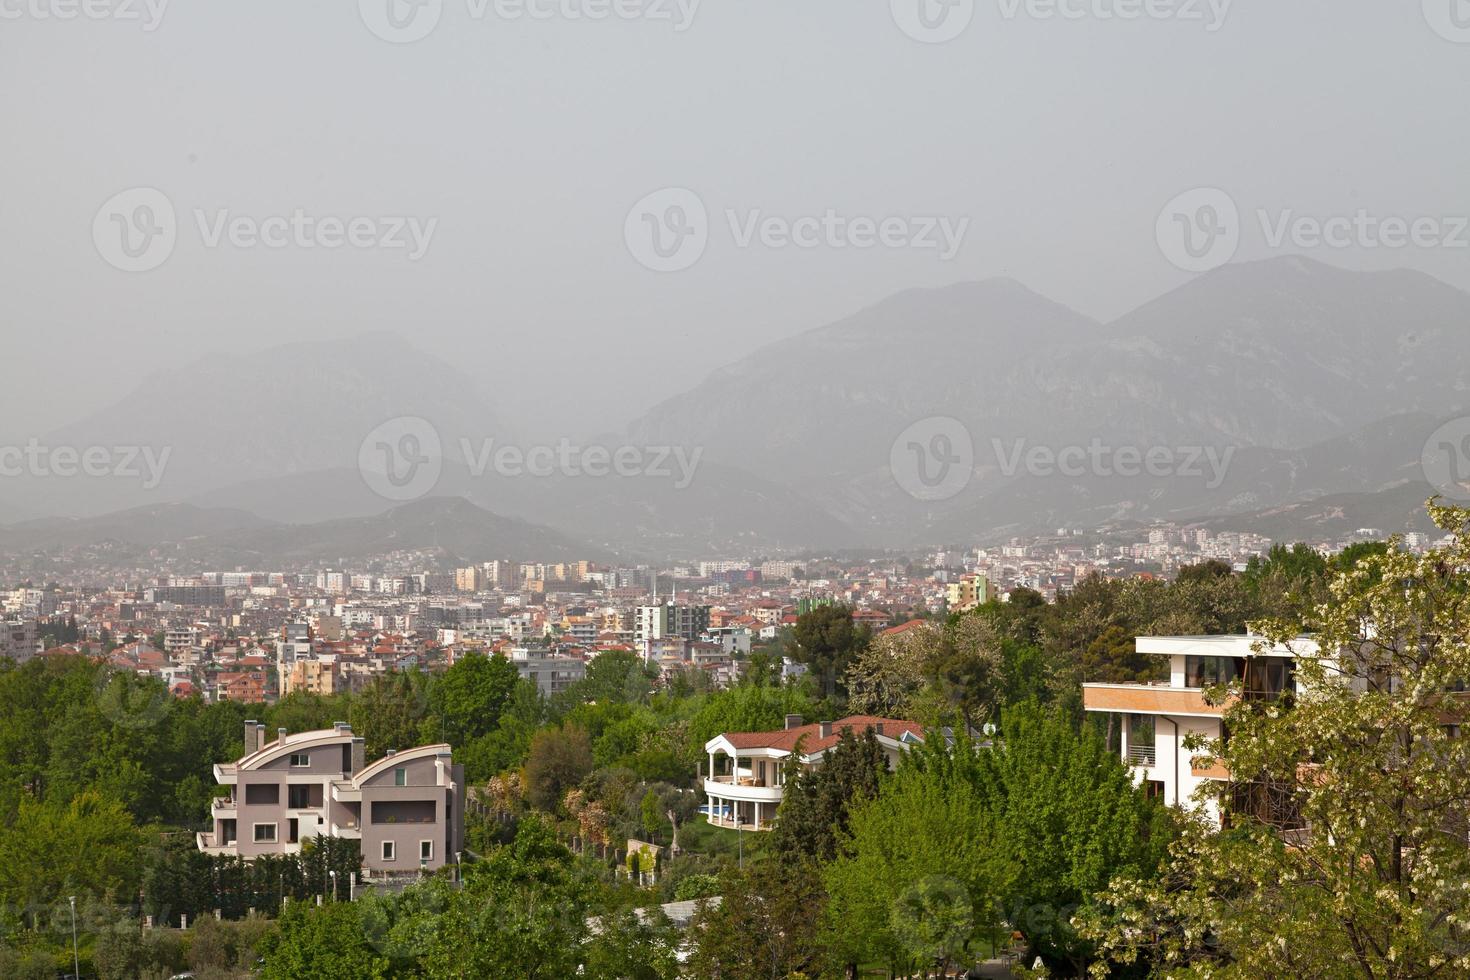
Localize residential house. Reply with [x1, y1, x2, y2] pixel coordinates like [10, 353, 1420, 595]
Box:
[199, 721, 465, 876]
[701, 715, 924, 830]
[1082, 633, 1309, 824]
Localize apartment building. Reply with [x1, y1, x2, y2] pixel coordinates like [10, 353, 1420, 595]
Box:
[146, 585, 227, 607]
[1082, 633, 1309, 823]
[508, 648, 586, 696]
[0, 619, 39, 663]
[945, 573, 998, 613]
[199, 722, 465, 875]
[454, 567, 482, 593]
[634, 603, 712, 648]
[702, 715, 925, 830]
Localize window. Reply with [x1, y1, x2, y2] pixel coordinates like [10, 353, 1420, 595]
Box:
[290, 752, 310, 767]
[287, 784, 311, 808]
[420, 840, 433, 862]
[1245, 659, 1295, 700]
[287, 818, 299, 844]
[1185, 655, 1243, 688]
[394, 767, 407, 786]
[253, 823, 277, 843]
[381, 841, 396, 862]
[244, 783, 279, 805]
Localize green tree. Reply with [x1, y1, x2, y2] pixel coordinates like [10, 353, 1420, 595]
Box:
[823, 736, 1003, 975]
[523, 724, 594, 811]
[770, 728, 888, 863]
[686, 858, 826, 980]
[0, 789, 143, 917]
[639, 788, 663, 841]
[350, 671, 429, 761]
[258, 899, 389, 980]
[790, 604, 870, 698]
[585, 906, 681, 980]
[428, 652, 520, 747]
[569, 649, 655, 706]
[980, 702, 1173, 973]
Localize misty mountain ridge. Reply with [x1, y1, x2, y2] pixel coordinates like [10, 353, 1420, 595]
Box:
[0, 498, 610, 568]
[8, 257, 1468, 554]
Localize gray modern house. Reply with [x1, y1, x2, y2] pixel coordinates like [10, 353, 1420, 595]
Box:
[198, 721, 465, 876]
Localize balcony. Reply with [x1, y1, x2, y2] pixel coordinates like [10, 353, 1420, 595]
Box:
[1191, 757, 1229, 780]
[211, 797, 236, 817]
[196, 832, 234, 856]
[1083, 683, 1229, 717]
[1126, 744, 1157, 767]
[704, 775, 783, 803]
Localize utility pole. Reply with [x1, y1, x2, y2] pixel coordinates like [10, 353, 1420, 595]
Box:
[68, 896, 79, 980]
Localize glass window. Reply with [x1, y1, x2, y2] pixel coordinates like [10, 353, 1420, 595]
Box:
[420, 840, 433, 861]
[290, 753, 310, 767]
[394, 767, 407, 786]
[382, 841, 396, 861]
[288, 784, 311, 808]
[1246, 658, 1295, 699]
[1185, 655, 1243, 688]
[253, 823, 277, 842]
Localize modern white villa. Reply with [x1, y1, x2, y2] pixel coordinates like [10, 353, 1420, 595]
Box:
[701, 715, 925, 830]
[1083, 633, 1312, 822]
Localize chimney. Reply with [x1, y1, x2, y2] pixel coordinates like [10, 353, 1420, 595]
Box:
[351, 737, 365, 774]
[277, 727, 287, 745]
[819, 721, 833, 739]
[244, 719, 259, 754]
[784, 714, 804, 731]
[386, 748, 396, 757]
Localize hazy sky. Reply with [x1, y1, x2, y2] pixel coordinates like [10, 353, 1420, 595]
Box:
[4, 0, 1468, 442]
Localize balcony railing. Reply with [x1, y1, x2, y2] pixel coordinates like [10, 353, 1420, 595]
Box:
[708, 775, 771, 788]
[1126, 744, 1157, 767]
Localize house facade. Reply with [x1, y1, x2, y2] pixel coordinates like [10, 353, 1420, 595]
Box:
[702, 715, 924, 830]
[1082, 633, 1311, 822]
[198, 721, 465, 875]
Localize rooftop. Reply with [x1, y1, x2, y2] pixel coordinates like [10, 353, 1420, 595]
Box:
[715, 715, 923, 755]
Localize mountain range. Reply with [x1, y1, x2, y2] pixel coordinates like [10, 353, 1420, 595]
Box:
[4, 256, 1467, 558]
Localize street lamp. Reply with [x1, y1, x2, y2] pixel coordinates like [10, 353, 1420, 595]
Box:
[68, 896, 79, 980]
[327, 870, 337, 903]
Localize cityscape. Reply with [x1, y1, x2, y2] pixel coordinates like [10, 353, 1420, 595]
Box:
[5, 2, 1470, 978]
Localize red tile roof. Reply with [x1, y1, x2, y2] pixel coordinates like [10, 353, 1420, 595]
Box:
[719, 715, 924, 755]
[881, 618, 930, 637]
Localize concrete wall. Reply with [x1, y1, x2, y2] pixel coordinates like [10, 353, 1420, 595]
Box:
[361, 755, 456, 872]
